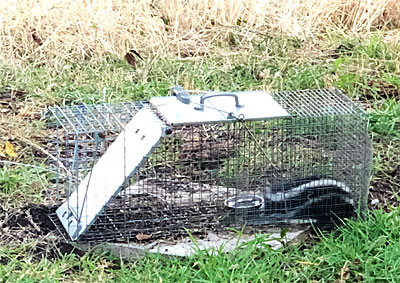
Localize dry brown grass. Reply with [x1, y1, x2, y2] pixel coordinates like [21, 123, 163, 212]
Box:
[1, 0, 399, 64]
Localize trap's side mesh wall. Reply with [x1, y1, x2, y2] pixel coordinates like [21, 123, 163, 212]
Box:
[48, 89, 372, 243]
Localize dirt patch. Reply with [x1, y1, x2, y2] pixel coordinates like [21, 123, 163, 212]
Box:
[2, 203, 56, 232]
[368, 137, 400, 211]
[0, 89, 28, 114]
[0, 203, 84, 261]
[32, 241, 85, 261]
[29, 203, 57, 234]
[369, 174, 400, 211]
[365, 79, 400, 101]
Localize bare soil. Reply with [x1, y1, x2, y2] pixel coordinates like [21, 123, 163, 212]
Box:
[0, 203, 84, 261]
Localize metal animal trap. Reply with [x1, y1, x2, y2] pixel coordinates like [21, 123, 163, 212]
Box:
[48, 87, 372, 242]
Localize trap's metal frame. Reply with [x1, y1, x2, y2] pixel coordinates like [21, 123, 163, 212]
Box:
[48, 88, 372, 243]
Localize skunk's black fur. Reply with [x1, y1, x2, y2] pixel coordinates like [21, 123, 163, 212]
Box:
[223, 176, 356, 226]
[262, 176, 355, 225]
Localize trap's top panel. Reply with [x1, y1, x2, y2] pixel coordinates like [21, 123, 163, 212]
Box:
[47, 101, 149, 133]
[272, 89, 364, 118]
[150, 91, 291, 125]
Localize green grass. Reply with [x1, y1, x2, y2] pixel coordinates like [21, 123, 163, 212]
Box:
[369, 99, 400, 139]
[1, 209, 400, 282]
[1, 33, 399, 106]
[1, 31, 400, 282]
[0, 35, 329, 105]
[0, 163, 51, 206]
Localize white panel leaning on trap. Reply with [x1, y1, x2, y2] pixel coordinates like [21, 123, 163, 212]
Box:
[56, 108, 168, 240]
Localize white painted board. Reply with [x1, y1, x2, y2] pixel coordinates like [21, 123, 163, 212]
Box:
[56, 108, 166, 240]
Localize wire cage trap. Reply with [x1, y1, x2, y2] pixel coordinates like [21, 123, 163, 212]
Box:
[47, 87, 372, 243]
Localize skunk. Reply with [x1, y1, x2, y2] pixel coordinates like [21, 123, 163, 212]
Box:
[262, 176, 356, 225]
[223, 176, 356, 226]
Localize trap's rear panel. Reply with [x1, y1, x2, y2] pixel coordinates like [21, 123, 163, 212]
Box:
[48, 89, 372, 243]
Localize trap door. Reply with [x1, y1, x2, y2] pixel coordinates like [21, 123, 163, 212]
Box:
[56, 108, 167, 240]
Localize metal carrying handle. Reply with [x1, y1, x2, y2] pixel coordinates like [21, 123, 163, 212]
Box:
[194, 92, 243, 111]
[170, 85, 244, 112]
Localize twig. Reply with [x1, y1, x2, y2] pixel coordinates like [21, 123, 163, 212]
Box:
[25, 209, 41, 233]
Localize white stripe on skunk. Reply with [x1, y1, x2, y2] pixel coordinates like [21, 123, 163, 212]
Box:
[264, 179, 352, 202]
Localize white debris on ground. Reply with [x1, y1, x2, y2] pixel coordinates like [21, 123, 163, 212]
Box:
[149, 230, 306, 257]
[80, 229, 307, 260]
[371, 199, 380, 205]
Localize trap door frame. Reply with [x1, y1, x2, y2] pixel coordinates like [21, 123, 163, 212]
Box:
[56, 108, 167, 240]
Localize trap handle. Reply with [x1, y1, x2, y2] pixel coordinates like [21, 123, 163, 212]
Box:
[195, 92, 243, 111]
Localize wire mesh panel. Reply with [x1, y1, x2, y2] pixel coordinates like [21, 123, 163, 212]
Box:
[48, 88, 372, 243]
[47, 102, 148, 201]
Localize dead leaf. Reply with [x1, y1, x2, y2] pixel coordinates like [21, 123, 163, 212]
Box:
[5, 141, 17, 158]
[258, 68, 271, 80]
[129, 49, 143, 60]
[229, 264, 239, 270]
[341, 266, 350, 279]
[296, 260, 318, 266]
[336, 262, 350, 283]
[31, 28, 43, 46]
[124, 49, 143, 69]
[135, 233, 152, 241]
[124, 52, 136, 68]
